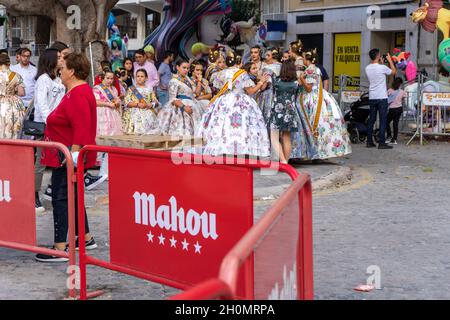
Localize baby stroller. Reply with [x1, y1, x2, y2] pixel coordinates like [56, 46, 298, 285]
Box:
[344, 92, 380, 144]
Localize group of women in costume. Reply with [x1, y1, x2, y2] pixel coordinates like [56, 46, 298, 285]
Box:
[55, 44, 351, 163]
[0, 41, 351, 163]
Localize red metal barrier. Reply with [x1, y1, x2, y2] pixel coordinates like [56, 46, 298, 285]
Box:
[169, 278, 234, 300]
[76, 146, 300, 300]
[0, 139, 77, 299]
[219, 173, 313, 300]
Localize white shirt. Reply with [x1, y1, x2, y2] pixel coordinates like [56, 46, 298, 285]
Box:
[34, 74, 66, 123]
[365, 63, 392, 100]
[10, 63, 37, 107]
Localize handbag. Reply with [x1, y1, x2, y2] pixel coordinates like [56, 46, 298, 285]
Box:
[22, 99, 46, 137]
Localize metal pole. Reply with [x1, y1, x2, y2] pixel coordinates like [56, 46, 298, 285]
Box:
[419, 73, 424, 145]
[89, 42, 95, 86]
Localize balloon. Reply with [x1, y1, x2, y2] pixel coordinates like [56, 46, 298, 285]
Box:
[438, 38, 450, 72]
[405, 61, 417, 82]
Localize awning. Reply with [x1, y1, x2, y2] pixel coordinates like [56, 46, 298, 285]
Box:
[266, 31, 285, 42]
[267, 20, 287, 33]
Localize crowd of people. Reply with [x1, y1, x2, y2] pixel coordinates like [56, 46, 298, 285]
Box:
[0, 40, 354, 262]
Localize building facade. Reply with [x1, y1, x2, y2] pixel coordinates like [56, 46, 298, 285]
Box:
[262, 0, 439, 92]
[113, 0, 164, 52]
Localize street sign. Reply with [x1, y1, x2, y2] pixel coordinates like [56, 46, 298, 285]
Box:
[422, 92, 450, 106]
[341, 91, 363, 103]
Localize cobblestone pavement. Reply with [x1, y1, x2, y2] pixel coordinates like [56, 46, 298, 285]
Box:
[1, 136, 450, 299]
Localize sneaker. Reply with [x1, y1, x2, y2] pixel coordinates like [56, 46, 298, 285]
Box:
[85, 174, 108, 191]
[42, 185, 52, 201]
[35, 247, 69, 263]
[366, 143, 376, 148]
[35, 192, 45, 214]
[378, 144, 393, 150]
[389, 139, 398, 145]
[66, 237, 98, 251]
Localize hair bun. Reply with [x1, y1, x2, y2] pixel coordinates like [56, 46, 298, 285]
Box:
[225, 50, 237, 67]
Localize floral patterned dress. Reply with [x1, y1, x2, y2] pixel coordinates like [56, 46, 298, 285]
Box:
[93, 85, 123, 137]
[257, 67, 277, 124]
[295, 65, 351, 160]
[198, 67, 270, 157]
[123, 86, 160, 135]
[269, 80, 299, 131]
[0, 68, 25, 139]
[158, 76, 203, 136]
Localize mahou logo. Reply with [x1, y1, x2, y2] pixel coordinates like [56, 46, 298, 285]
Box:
[133, 192, 219, 240]
[0, 179, 11, 203]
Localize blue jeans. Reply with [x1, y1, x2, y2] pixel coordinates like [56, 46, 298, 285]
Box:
[157, 88, 168, 107]
[367, 99, 388, 145]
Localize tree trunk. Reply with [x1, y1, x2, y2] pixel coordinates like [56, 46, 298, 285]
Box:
[1, 0, 119, 51]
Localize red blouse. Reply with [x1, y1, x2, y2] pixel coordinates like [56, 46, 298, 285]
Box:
[41, 83, 97, 168]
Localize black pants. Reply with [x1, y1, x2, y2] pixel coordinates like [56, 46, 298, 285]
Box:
[386, 107, 403, 140]
[52, 167, 90, 243]
[368, 99, 388, 145]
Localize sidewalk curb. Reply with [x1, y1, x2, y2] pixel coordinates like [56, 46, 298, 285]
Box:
[254, 166, 354, 201]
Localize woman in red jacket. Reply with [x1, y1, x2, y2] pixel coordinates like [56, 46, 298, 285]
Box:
[36, 53, 98, 262]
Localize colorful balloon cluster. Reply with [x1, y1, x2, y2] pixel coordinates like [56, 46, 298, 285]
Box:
[391, 48, 417, 83]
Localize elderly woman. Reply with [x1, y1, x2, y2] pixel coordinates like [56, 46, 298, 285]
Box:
[0, 53, 26, 139]
[36, 53, 98, 262]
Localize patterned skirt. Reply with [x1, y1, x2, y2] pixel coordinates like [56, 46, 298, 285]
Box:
[97, 107, 123, 137]
[123, 107, 161, 135]
[198, 92, 270, 157]
[0, 96, 25, 139]
[158, 99, 203, 136]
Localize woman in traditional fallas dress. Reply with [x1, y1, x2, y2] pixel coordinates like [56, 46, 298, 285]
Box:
[198, 51, 271, 157]
[158, 60, 203, 136]
[257, 48, 282, 124]
[0, 54, 25, 139]
[295, 50, 351, 160]
[123, 68, 161, 135]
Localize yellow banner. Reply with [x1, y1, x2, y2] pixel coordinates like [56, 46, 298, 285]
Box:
[333, 33, 361, 92]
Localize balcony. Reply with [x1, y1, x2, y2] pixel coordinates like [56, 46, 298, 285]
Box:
[116, 0, 164, 14]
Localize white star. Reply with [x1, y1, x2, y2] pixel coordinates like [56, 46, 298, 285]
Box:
[158, 233, 166, 245]
[194, 241, 202, 254]
[147, 231, 154, 243]
[181, 239, 189, 251]
[169, 236, 177, 248]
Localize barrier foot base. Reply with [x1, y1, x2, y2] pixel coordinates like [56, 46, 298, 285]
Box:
[86, 290, 105, 299]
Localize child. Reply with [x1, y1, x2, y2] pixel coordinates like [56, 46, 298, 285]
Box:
[90, 68, 124, 189]
[158, 60, 203, 136]
[123, 68, 161, 135]
[94, 68, 123, 137]
[191, 61, 212, 112]
[387, 77, 407, 144]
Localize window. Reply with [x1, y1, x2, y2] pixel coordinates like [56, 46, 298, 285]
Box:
[113, 11, 137, 39]
[145, 9, 161, 36]
[263, 0, 284, 15]
[296, 15, 324, 24]
[11, 16, 21, 39]
[380, 9, 407, 19]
